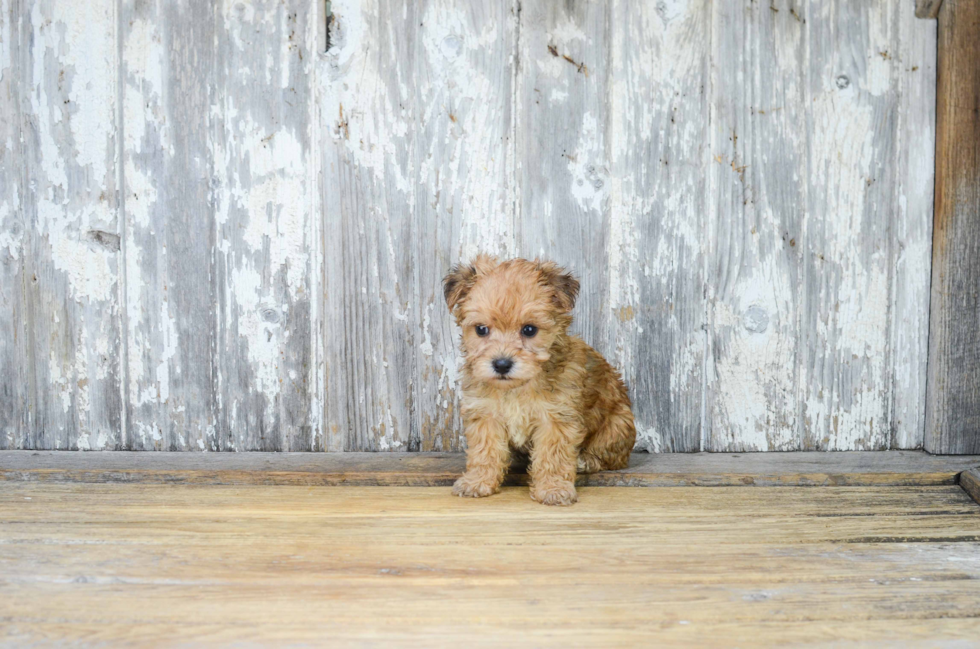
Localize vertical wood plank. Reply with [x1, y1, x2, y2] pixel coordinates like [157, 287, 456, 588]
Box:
[319, 0, 419, 451]
[120, 0, 217, 451]
[19, 0, 123, 450]
[925, 0, 980, 454]
[213, 0, 318, 451]
[706, 0, 807, 451]
[0, 0, 31, 449]
[413, 0, 518, 451]
[606, 0, 708, 452]
[516, 0, 610, 373]
[801, 0, 906, 450]
[890, 7, 935, 448]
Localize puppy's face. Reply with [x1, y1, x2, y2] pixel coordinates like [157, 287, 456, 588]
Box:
[444, 256, 579, 390]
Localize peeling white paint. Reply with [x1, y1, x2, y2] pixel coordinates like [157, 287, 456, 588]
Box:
[2, 0, 936, 453]
[419, 302, 434, 357]
[0, 185, 20, 259]
[567, 112, 607, 214]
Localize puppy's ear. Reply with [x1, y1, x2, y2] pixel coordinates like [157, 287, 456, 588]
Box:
[443, 263, 478, 312]
[443, 254, 497, 312]
[537, 261, 580, 312]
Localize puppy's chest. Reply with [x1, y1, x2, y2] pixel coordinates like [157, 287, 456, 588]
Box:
[468, 393, 537, 448]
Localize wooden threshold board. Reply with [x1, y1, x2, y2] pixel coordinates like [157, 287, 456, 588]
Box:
[962, 468, 980, 505]
[1, 450, 979, 489]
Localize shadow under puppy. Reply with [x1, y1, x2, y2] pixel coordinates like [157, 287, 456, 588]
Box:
[444, 255, 636, 506]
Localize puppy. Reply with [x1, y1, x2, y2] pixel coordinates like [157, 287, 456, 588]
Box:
[443, 255, 636, 506]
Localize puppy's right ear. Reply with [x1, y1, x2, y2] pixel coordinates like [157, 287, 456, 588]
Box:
[443, 263, 478, 312]
[443, 254, 498, 312]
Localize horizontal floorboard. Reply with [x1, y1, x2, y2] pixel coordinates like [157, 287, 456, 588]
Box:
[1, 451, 978, 487]
[1, 484, 979, 646]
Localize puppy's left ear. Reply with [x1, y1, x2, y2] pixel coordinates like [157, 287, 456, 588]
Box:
[537, 261, 580, 312]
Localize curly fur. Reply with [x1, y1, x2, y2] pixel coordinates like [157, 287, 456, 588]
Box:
[444, 255, 636, 506]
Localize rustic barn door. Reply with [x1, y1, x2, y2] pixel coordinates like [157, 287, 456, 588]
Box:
[0, 0, 936, 452]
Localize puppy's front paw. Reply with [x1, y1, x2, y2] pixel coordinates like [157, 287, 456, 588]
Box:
[452, 473, 499, 498]
[530, 481, 578, 506]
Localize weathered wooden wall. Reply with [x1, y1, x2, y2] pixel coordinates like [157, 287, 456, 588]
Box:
[925, 0, 980, 455]
[0, 0, 936, 452]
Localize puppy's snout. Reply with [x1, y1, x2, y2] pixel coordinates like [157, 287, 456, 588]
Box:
[492, 357, 514, 376]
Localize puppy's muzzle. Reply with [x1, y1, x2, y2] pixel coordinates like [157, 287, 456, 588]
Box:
[492, 357, 514, 376]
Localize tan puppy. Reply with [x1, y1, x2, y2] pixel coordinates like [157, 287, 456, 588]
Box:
[443, 255, 636, 506]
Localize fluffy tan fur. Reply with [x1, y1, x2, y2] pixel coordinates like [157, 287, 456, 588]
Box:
[443, 255, 636, 506]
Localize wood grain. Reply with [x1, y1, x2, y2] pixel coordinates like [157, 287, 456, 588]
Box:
[120, 0, 217, 451]
[606, 0, 708, 452]
[212, 0, 318, 451]
[3, 450, 979, 488]
[706, 0, 936, 451]
[706, 0, 807, 452]
[19, 0, 124, 450]
[891, 7, 936, 449]
[925, 0, 980, 455]
[318, 0, 420, 452]
[2, 483, 979, 646]
[802, 0, 929, 451]
[0, 0, 30, 450]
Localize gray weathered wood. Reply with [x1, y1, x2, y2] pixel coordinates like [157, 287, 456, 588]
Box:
[19, 0, 124, 450]
[891, 8, 936, 448]
[414, 0, 518, 451]
[0, 0, 941, 452]
[319, 0, 420, 451]
[802, 0, 909, 450]
[0, 0, 30, 450]
[212, 0, 318, 451]
[706, 0, 807, 452]
[925, 0, 980, 455]
[121, 0, 319, 452]
[707, 0, 935, 452]
[2, 450, 979, 487]
[606, 0, 707, 452]
[120, 0, 217, 451]
[915, 0, 943, 20]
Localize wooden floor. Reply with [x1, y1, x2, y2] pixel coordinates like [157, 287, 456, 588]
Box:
[2, 482, 980, 647]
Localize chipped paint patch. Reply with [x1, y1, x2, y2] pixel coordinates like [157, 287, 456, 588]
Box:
[0, 186, 21, 259]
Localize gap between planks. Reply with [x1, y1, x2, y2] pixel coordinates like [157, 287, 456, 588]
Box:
[1, 451, 979, 492]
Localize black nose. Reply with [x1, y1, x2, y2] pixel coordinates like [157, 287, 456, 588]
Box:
[492, 357, 514, 375]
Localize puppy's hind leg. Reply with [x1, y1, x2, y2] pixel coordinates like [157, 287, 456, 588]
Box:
[580, 406, 636, 471]
[576, 452, 604, 474]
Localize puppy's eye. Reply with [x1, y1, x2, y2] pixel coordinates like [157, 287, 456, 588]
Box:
[521, 324, 538, 338]
[475, 325, 490, 337]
